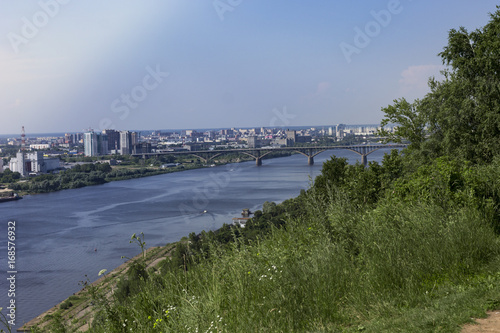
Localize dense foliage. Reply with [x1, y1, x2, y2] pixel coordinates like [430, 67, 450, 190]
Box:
[0, 169, 21, 184]
[7, 163, 179, 193]
[380, 8, 500, 165]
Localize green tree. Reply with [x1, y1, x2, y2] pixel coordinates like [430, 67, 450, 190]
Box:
[379, 98, 427, 149]
[262, 201, 276, 214]
[380, 6, 500, 164]
[312, 156, 348, 197]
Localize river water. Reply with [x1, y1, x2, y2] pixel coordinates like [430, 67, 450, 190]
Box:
[0, 149, 394, 326]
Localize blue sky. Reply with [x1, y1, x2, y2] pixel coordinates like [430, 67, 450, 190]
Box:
[0, 0, 498, 135]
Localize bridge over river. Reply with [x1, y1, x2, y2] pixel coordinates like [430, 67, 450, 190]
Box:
[133, 144, 407, 167]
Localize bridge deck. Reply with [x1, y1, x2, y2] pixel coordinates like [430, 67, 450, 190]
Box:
[132, 144, 407, 166]
[132, 144, 407, 158]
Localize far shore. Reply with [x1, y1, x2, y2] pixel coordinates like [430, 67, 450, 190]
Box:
[2, 151, 296, 197]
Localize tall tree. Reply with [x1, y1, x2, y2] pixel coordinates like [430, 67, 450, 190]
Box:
[381, 6, 500, 164]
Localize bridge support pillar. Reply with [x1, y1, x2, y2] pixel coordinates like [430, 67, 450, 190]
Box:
[256, 157, 262, 166]
[361, 155, 367, 167]
[308, 156, 314, 166]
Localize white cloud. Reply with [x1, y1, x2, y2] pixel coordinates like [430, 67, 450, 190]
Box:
[399, 64, 445, 98]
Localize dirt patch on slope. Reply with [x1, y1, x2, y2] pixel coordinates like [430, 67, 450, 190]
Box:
[462, 311, 500, 332]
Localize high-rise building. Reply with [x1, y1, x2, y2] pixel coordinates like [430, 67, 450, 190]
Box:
[84, 131, 108, 156]
[103, 129, 121, 152]
[72, 133, 83, 144]
[120, 131, 130, 155]
[84, 131, 98, 156]
[16, 151, 25, 176]
[8, 151, 26, 176]
[98, 133, 109, 155]
[131, 131, 138, 146]
[119, 131, 138, 155]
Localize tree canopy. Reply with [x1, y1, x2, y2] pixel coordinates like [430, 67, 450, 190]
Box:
[381, 6, 500, 164]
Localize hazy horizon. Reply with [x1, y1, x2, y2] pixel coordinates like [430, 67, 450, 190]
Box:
[0, 123, 390, 138]
[1, 1, 498, 134]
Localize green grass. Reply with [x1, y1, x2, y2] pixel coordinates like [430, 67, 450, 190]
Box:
[77, 192, 500, 333]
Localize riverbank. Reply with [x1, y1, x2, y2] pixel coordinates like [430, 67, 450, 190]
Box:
[17, 244, 178, 332]
[16, 196, 285, 331]
[4, 151, 294, 196]
[13, 169, 302, 331]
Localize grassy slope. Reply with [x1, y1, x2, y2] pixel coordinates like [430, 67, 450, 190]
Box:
[81, 194, 500, 332]
[12, 154, 500, 333]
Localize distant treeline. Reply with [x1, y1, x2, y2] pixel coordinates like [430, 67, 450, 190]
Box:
[8, 163, 183, 193]
[6, 151, 294, 194]
[4, 152, 292, 193]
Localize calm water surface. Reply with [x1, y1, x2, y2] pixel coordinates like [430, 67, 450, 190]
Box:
[0, 149, 394, 325]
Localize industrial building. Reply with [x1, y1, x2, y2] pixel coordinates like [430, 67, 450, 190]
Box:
[8, 150, 60, 177]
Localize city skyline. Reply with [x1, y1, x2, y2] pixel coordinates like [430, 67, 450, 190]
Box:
[1, 1, 499, 134]
[3, 123, 390, 176]
[0, 123, 389, 138]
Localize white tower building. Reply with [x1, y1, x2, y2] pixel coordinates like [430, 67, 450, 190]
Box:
[84, 131, 98, 156]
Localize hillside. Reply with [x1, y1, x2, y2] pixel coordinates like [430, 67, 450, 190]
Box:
[4, 6, 500, 333]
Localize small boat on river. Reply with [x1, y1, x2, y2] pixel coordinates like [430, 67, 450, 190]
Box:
[0, 193, 23, 203]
